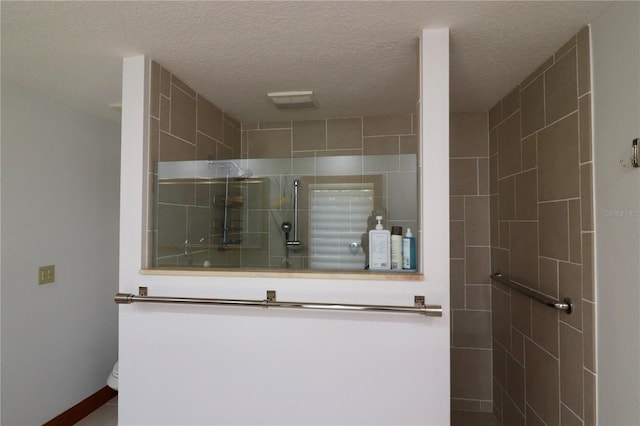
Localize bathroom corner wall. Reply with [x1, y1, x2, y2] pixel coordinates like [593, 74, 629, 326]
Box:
[147, 61, 242, 266]
[489, 27, 595, 425]
[449, 112, 492, 411]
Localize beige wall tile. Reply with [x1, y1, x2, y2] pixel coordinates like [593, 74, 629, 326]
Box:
[532, 301, 559, 356]
[260, 121, 291, 129]
[560, 323, 584, 417]
[515, 169, 538, 220]
[498, 176, 515, 220]
[452, 310, 492, 348]
[522, 134, 537, 170]
[521, 76, 545, 137]
[492, 287, 511, 350]
[561, 404, 583, 426]
[538, 113, 580, 201]
[149, 117, 159, 168]
[490, 195, 499, 247]
[364, 115, 412, 136]
[490, 129, 498, 156]
[507, 355, 526, 413]
[316, 149, 363, 157]
[197, 94, 223, 142]
[539, 257, 559, 298]
[170, 86, 197, 143]
[293, 120, 326, 151]
[223, 113, 240, 129]
[466, 285, 491, 310]
[493, 342, 507, 388]
[525, 339, 560, 426]
[494, 379, 504, 419]
[491, 248, 510, 279]
[247, 129, 291, 159]
[160, 66, 171, 97]
[160, 96, 170, 132]
[582, 232, 594, 301]
[579, 94, 592, 163]
[217, 141, 232, 160]
[510, 222, 539, 288]
[450, 196, 465, 220]
[450, 113, 489, 158]
[450, 259, 465, 309]
[465, 196, 490, 245]
[580, 163, 594, 231]
[150, 61, 160, 118]
[499, 221, 509, 249]
[577, 26, 591, 97]
[569, 199, 582, 263]
[511, 329, 525, 365]
[584, 370, 596, 426]
[196, 132, 216, 161]
[450, 221, 465, 259]
[363, 136, 399, 155]
[489, 155, 498, 194]
[503, 395, 526, 426]
[171, 74, 196, 98]
[502, 87, 520, 117]
[498, 112, 522, 178]
[478, 158, 489, 195]
[526, 405, 548, 426]
[224, 121, 241, 157]
[555, 35, 577, 60]
[399, 134, 418, 154]
[466, 246, 491, 284]
[327, 117, 362, 149]
[559, 262, 583, 331]
[451, 348, 493, 399]
[545, 50, 578, 124]
[159, 131, 196, 162]
[450, 159, 478, 195]
[583, 301, 595, 372]
[539, 201, 569, 260]
[489, 101, 502, 130]
[511, 290, 532, 337]
[522, 56, 554, 90]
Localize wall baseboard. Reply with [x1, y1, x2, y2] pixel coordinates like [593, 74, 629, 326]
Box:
[43, 386, 117, 426]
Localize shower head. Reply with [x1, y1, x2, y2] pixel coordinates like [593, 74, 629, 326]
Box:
[207, 160, 252, 178]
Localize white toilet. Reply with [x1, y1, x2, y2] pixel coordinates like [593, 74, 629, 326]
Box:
[107, 361, 119, 390]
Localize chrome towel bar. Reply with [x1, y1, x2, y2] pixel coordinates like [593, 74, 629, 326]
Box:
[115, 287, 443, 317]
[490, 273, 572, 314]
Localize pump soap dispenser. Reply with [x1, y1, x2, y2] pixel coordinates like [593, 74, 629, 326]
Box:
[369, 216, 391, 270]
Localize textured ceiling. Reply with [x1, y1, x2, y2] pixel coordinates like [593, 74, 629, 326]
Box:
[2, 1, 611, 124]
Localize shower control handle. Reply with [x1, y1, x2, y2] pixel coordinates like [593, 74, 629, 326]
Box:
[349, 241, 361, 254]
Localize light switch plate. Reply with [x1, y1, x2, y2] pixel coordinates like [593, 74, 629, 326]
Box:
[38, 265, 55, 285]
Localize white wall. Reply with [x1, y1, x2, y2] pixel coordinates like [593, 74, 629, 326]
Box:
[118, 29, 449, 426]
[591, 2, 640, 424]
[0, 80, 121, 425]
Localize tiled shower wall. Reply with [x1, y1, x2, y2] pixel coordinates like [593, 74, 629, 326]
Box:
[147, 60, 242, 266]
[449, 113, 492, 411]
[240, 118, 419, 268]
[489, 27, 596, 425]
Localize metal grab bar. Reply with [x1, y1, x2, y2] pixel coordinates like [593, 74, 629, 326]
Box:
[115, 287, 442, 317]
[490, 273, 573, 314]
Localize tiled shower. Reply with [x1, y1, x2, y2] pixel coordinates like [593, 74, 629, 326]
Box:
[146, 24, 596, 423]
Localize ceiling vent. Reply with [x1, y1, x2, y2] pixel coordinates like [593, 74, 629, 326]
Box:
[267, 91, 317, 110]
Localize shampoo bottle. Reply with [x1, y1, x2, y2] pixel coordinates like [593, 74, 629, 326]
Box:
[390, 226, 403, 270]
[369, 216, 391, 270]
[402, 228, 417, 270]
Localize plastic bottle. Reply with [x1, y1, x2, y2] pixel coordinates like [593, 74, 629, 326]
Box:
[390, 226, 403, 270]
[369, 216, 391, 270]
[402, 228, 417, 270]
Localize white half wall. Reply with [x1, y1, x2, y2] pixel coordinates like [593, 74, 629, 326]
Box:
[591, 2, 640, 425]
[0, 81, 121, 424]
[118, 28, 450, 426]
